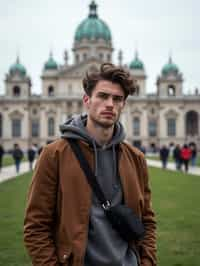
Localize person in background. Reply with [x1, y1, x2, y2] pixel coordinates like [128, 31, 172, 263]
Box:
[27, 145, 36, 171]
[180, 144, 192, 173]
[139, 144, 146, 155]
[159, 145, 169, 169]
[173, 144, 182, 170]
[190, 144, 197, 167]
[0, 144, 5, 172]
[12, 143, 24, 173]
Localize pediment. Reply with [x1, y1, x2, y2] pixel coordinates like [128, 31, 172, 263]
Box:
[9, 110, 24, 118]
[131, 108, 142, 116]
[164, 109, 179, 118]
[58, 58, 102, 78]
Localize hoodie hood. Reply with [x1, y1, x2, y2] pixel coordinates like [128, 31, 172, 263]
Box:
[60, 113, 125, 178]
[59, 113, 125, 148]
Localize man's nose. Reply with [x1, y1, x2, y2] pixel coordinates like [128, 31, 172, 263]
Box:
[105, 96, 114, 107]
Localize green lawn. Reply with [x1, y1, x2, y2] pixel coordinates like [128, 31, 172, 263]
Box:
[2, 155, 27, 167]
[0, 168, 200, 265]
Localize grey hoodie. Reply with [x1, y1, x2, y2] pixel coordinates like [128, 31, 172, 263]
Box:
[60, 114, 137, 266]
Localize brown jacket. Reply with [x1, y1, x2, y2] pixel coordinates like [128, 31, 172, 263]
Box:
[24, 139, 156, 266]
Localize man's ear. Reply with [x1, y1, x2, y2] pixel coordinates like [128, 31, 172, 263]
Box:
[83, 94, 90, 108]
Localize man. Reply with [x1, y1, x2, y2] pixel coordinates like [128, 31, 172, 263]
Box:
[12, 143, 23, 173]
[24, 63, 156, 266]
[159, 145, 169, 169]
[27, 144, 36, 171]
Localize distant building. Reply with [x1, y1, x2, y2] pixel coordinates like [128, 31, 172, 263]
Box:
[0, 1, 199, 150]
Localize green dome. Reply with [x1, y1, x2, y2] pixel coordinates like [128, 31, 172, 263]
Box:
[9, 57, 26, 76]
[162, 57, 179, 75]
[130, 52, 144, 70]
[44, 53, 58, 70]
[75, 1, 111, 42]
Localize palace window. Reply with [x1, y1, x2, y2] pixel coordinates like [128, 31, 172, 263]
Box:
[186, 111, 198, 135]
[99, 53, 104, 60]
[133, 117, 140, 136]
[148, 120, 157, 137]
[134, 85, 140, 96]
[107, 54, 111, 62]
[31, 120, 40, 137]
[0, 113, 2, 137]
[12, 119, 21, 137]
[76, 54, 80, 63]
[48, 117, 55, 136]
[13, 86, 21, 97]
[167, 118, 176, 136]
[48, 86, 54, 97]
[168, 85, 176, 96]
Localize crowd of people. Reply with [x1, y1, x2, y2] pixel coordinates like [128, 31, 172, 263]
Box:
[0, 141, 198, 174]
[159, 143, 198, 172]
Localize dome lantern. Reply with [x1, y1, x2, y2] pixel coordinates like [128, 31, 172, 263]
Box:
[9, 56, 27, 76]
[130, 51, 144, 70]
[44, 52, 58, 70]
[89, 1, 98, 18]
[162, 56, 179, 75]
[74, 1, 112, 42]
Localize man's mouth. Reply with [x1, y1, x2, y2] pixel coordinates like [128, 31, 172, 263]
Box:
[101, 112, 114, 117]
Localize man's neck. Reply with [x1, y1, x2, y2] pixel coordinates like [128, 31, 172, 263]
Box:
[86, 118, 114, 146]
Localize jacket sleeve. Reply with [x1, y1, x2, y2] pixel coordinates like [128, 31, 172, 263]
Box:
[139, 156, 157, 266]
[24, 146, 60, 266]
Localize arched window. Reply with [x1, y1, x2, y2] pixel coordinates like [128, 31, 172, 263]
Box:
[13, 86, 21, 97]
[68, 84, 73, 94]
[31, 120, 40, 137]
[167, 118, 176, 136]
[168, 85, 176, 96]
[148, 120, 157, 137]
[99, 53, 103, 61]
[0, 113, 2, 137]
[133, 117, 140, 136]
[48, 86, 54, 96]
[83, 53, 87, 60]
[48, 117, 55, 136]
[107, 54, 111, 62]
[186, 111, 199, 136]
[134, 85, 140, 96]
[12, 119, 21, 137]
[76, 54, 80, 63]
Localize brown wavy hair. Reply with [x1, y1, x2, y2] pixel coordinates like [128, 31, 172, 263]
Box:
[82, 63, 136, 99]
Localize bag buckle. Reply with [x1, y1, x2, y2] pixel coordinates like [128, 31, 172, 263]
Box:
[102, 200, 111, 210]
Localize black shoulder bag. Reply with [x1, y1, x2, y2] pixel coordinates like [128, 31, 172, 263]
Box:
[68, 139, 145, 242]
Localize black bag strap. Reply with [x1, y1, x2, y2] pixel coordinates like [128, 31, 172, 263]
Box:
[68, 139, 111, 209]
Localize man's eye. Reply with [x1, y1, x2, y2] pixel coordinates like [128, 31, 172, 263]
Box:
[113, 96, 124, 102]
[98, 93, 108, 99]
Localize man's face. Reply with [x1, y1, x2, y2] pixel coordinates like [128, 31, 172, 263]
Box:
[83, 80, 125, 128]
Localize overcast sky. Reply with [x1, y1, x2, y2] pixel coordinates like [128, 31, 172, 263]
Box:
[0, 0, 199, 95]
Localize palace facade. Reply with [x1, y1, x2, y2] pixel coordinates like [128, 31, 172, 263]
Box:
[0, 1, 200, 151]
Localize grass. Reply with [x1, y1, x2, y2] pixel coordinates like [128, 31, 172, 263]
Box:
[2, 155, 27, 167]
[0, 172, 32, 266]
[149, 167, 200, 266]
[0, 168, 200, 265]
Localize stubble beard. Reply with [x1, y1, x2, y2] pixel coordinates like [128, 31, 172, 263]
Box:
[90, 113, 120, 129]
